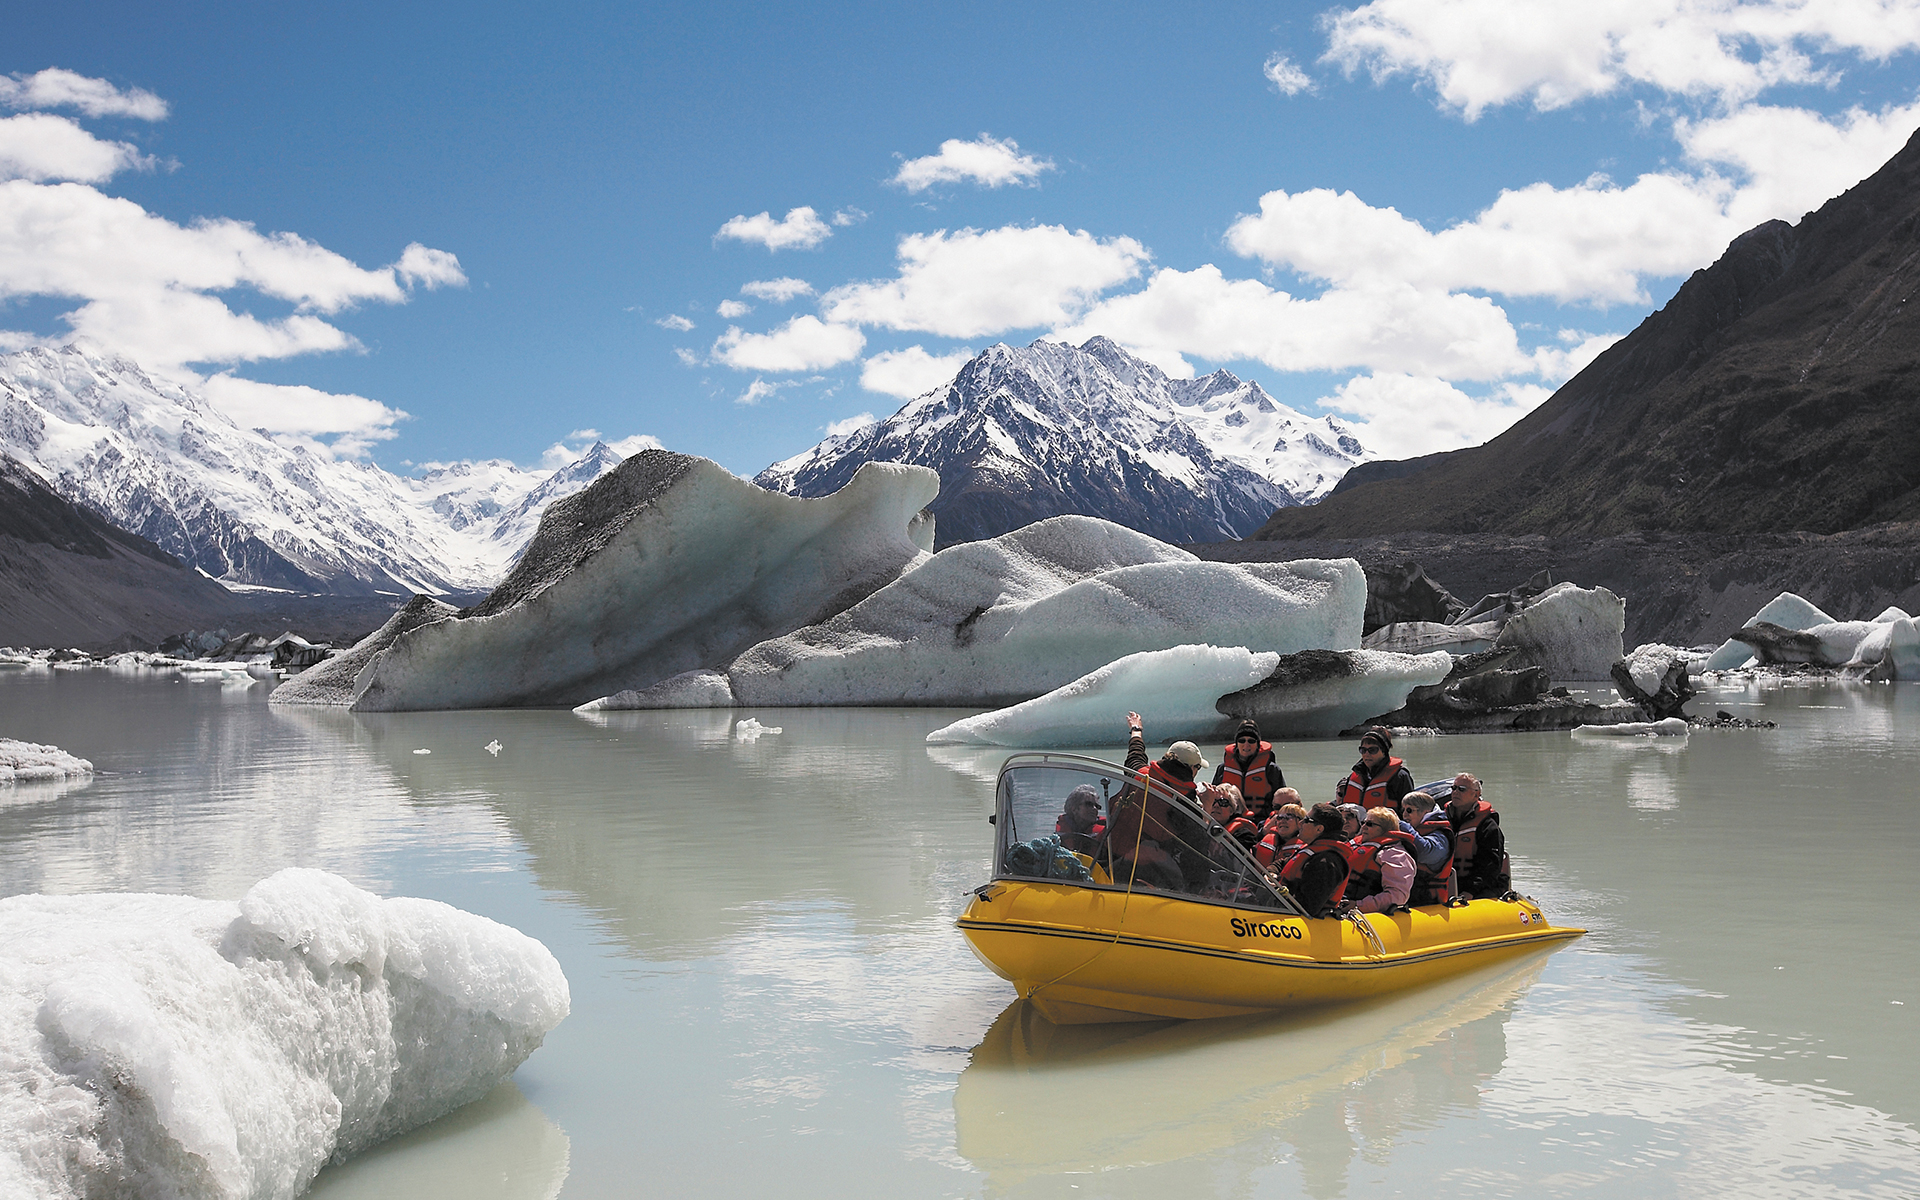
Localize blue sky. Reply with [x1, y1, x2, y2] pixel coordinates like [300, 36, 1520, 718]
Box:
[6, 1, 1920, 475]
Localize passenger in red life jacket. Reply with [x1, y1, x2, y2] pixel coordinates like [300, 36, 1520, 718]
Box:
[1252, 794, 1306, 867]
[1102, 712, 1207, 890]
[1213, 720, 1286, 825]
[1396, 790, 1456, 905]
[1201, 782, 1261, 851]
[1054, 784, 1106, 855]
[1445, 772, 1511, 900]
[1278, 803, 1357, 918]
[1347, 807, 1417, 913]
[1337, 727, 1416, 811]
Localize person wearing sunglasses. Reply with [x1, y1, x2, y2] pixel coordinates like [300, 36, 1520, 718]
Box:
[1277, 803, 1359, 918]
[1252, 794, 1307, 868]
[1201, 782, 1261, 850]
[1346, 807, 1417, 914]
[1213, 720, 1285, 825]
[1054, 784, 1107, 855]
[1336, 727, 1414, 812]
[1396, 789, 1456, 905]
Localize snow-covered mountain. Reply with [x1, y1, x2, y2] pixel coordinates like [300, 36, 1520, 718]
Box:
[0, 345, 622, 594]
[756, 337, 1373, 546]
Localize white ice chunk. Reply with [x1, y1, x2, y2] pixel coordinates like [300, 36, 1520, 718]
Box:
[575, 669, 736, 712]
[1491, 583, 1625, 681]
[1620, 643, 1692, 696]
[0, 738, 93, 786]
[0, 869, 568, 1200]
[1217, 648, 1456, 738]
[1801, 620, 1880, 665]
[484, 740, 502, 756]
[1872, 606, 1912, 622]
[728, 516, 1364, 706]
[1573, 718, 1690, 737]
[1703, 592, 1836, 671]
[1845, 616, 1920, 678]
[734, 718, 782, 741]
[926, 645, 1281, 747]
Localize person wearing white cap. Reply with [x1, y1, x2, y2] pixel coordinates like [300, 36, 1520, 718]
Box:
[1100, 711, 1209, 891]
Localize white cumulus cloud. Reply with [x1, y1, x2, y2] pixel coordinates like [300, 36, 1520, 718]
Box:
[1322, 0, 1920, 119]
[712, 315, 865, 371]
[890, 135, 1054, 192]
[197, 373, 406, 460]
[714, 206, 833, 251]
[1263, 54, 1315, 95]
[0, 68, 168, 121]
[822, 412, 877, 438]
[822, 225, 1150, 339]
[655, 313, 696, 331]
[860, 345, 975, 398]
[0, 113, 157, 183]
[741, 277, 814, 303]
[715, 298, 752, 318]
[1312, 372, 1554, 458]
[538, 430, 663, 469]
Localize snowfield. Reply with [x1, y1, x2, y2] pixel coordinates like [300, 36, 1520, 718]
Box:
[0, 869, 569, 1200]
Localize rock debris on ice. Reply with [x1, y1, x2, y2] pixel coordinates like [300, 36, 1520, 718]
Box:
[0, 869, 569, 1200]
[1490, 583, 1625, 680]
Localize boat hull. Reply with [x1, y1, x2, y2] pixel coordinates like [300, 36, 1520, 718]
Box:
[958, 881, 1582, 1024]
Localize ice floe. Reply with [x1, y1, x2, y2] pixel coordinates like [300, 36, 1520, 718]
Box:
[321, 453, 937, 712]
[1702, 592, 1833, 671]
[925, 644, 1282, 746]
[0, 739, 93, 786]
[725, 516, 1364, 707]
[733, 718, 782, 742]
[1490, 583, 1625, 680]
[0, 869, 569, 1200]
[1573, 717, 1691, 737]
[1216, 648, 1456, 739]
[1707, 591, 1920, 678]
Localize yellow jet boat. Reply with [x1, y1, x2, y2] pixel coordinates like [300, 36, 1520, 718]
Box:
[958, 752, 1583, 1025]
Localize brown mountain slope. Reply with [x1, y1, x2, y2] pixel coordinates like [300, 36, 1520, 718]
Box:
[0, 453, 247, 648]
[1256, 128, 1920, 541]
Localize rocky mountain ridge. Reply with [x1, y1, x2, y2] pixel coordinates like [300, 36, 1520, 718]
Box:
[1256, 127, 1920, 541]
[757, 337, 1371, 546]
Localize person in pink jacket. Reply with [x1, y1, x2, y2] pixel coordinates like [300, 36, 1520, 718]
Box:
[1349, 807, 1416, 913]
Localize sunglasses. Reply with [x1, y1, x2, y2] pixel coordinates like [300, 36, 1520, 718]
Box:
[1364, 821, 1393, 831]
[1208, 798, 1233, 809]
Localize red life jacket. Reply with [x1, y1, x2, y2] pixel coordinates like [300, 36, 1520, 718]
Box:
[1280, 835, 1358, 909]
[1218, 741, 1276, 803]
[1054, 814, 1106, 854]
[1339, 756, 1406, 808]
[1253, 830, 1303, 868]
[1449, 799, 1511, 894]
[1144, 759, 1197, 799]
[1108, 760, 1193, 852]
[1345, 829, 1417, 904]
[1407, 812, 1456, 905]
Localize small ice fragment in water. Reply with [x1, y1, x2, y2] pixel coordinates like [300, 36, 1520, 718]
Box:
[413, 748, 431, 755]
[734, 717, 782, 742]
[485, 740, 502, 756]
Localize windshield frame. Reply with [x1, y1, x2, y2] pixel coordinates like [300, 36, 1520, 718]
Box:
[990, 751, 1306, 917]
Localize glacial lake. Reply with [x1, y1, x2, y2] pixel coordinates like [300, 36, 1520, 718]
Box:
[1, 669, 1917, 1199]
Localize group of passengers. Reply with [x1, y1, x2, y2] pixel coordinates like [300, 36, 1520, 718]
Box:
[1058, 715, 1511, 919]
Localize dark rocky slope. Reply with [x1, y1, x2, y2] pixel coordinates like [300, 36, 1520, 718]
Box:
[0, 453, 247, 648]
[1256, 128, 1920, 541]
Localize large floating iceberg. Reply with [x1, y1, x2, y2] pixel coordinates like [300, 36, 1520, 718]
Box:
[298, 452, 937, 711]
[1217, 648, 1456, 738]
[1702, 593, 1833, 671]
[1490, 583, 1625, 681]
[0, 869, 569, 1200]
[725, 516, 1365, 707]
[925, 644, 1282, 747]
[1707, 592, 1919, 678]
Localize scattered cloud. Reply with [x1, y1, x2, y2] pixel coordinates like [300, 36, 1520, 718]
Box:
[393, 243, 466, 289]
[608, 433, 665, 456]
[1321, 0, 1920, 120]
[860, 345, 974, 398]
[655, 313, 696, 331]
[822, 225, 1150, 339]
[538, 429, 665, 469]
[0, 113, 158, 183]
[0, 68, 168, 121]
[741, 277, 814, 302]
[197, 373, 406, 459]
[823, 412, 877, 439]
[673, 347, 698, 366]
[890, 135, 1055, 192]
[714, 206, 833, 251]
[716, 298, 752, 318]
[1263, 54, 1314, 96]
[712, 314, 865, 371]
[1312, 372, 1553, 458]
[832, 207, 867, 226]
[735, 378, 803, 406]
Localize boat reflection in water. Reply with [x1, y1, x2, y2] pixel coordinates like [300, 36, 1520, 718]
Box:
[954, 954, 1544, 1193]
[959, 754, 1581, 1024]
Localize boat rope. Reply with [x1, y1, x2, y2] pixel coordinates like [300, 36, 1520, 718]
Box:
[1346, 909, 1389, 958]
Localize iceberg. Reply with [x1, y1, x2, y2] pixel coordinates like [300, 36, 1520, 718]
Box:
[0, 869, 569, 1200]
[295, 452, 937, 712]
[1846, 616, 1920, 679]
[1573, 717, 1691, 737]
[270, 596, 460, 707]
[1490, 583, 1625, 681]
[1216, 648, 1456, 739]
[1361, 619, 1500, 656]
[925, 644, 1282, 747]
[574, 669, 736, 712]
[1702, 593, 1834, 672]
[0, 739, 93, 786]
[727, 516, 1364, 707]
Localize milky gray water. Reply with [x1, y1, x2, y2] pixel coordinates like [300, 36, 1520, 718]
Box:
[1, 669, 1916, 1198]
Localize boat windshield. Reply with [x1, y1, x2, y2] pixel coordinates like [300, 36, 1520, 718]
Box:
[991, 753, 1298, 914]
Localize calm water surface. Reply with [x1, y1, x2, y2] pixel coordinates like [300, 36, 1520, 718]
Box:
[0, 669, 1915, 1198]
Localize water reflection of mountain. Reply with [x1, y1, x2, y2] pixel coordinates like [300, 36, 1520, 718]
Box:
[954, 955, 1544, 1197]
[286, 705, 999, 960]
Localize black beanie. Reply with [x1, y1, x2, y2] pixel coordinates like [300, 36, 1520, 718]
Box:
[1236, 719, 1261, 741]
[1360, 726, 1392, 753]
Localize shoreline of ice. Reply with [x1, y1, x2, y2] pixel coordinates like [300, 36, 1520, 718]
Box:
[0, 869, 570, 1200]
